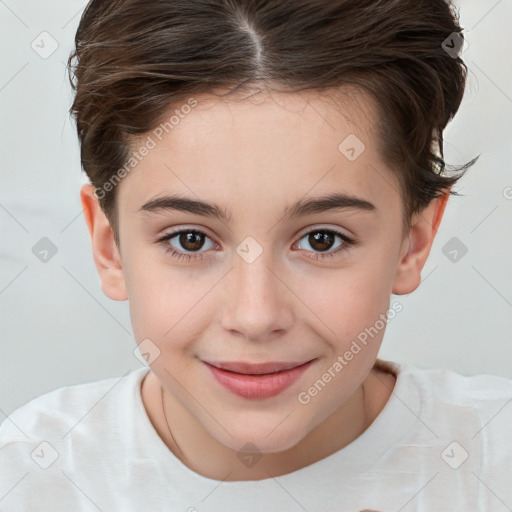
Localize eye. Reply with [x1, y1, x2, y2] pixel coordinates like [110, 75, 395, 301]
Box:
[294, 228, 355, 260]
[156, 226, 355, 263]
[156, 229, 218, 262]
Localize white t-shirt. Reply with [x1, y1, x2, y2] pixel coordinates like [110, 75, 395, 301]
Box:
[1, 359, 511, 512]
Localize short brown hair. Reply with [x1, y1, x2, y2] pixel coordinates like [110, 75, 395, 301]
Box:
[67, 0, 479, 245]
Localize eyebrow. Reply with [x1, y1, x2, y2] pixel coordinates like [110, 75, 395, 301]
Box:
[138, 192, 376, 222]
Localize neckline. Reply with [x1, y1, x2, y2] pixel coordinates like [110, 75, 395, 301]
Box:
[131, 358, 421, 485]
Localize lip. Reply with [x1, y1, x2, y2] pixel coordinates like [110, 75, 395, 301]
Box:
[205, 360, 310, 374]
[203, 359, 315, 400]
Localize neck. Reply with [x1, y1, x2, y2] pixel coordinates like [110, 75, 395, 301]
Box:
[141, 366, 396, 481]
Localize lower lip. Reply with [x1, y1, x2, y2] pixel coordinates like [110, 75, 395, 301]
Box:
[204, 360, 315, 400]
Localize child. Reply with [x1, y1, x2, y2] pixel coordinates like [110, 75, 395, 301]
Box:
[1, 0, 510, 510]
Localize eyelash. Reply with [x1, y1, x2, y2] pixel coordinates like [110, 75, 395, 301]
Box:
[156, 227, 356, 263]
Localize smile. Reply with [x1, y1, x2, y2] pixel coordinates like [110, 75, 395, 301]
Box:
[203, 359, 316, 399]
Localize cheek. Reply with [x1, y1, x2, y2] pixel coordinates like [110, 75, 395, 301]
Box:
[125, 252, 216, 348]
[297, 260, 395, 341]
[125, 230, 399, 355]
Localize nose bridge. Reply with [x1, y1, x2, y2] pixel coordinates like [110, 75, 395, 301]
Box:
[221, 243, 293, 340]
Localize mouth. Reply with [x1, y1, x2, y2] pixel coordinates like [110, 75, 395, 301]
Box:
[202, 359, 316, 399]
[204, 360, 313, 375]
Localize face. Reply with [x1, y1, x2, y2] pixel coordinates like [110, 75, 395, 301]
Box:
[87, 87, 439, 456]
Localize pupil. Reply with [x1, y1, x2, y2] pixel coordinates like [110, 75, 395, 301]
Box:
[309, 231, 334, 251]
[180, 232, 204, 251]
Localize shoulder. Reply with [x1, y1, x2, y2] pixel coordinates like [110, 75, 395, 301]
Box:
[0, 367, 148, 445]
[0, 368, 149, 509]
[377, 357, 512, 435]
[384, 359, 512, 458]
[396, 360, 512, 405]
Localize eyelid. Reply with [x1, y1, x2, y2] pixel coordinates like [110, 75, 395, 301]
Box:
[156, 225, 219, 244]
[156, 224, 357, 263]
[295, 224, 355, 242]
[157, 224, 354, 245]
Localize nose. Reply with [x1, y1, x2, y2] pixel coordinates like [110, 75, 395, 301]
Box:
[220, 250, 294, 342]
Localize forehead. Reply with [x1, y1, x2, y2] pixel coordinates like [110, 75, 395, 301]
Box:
[180, 85, 381, 150]
[117, 86, 400, 221]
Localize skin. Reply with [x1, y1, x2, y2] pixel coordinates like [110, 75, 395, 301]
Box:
[80, 87, 448, 481]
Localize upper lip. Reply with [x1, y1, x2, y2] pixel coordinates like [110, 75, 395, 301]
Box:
[204, 360, 313, 375]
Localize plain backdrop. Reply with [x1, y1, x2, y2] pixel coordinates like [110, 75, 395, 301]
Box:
[1, 0, 511, 417]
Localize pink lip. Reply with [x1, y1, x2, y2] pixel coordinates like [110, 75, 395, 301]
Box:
[203, 359, 315, 399]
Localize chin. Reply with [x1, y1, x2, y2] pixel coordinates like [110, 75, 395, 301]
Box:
[217, 425, 305, 455]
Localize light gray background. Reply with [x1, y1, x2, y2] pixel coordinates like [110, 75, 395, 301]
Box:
[1, 0, 511, 417]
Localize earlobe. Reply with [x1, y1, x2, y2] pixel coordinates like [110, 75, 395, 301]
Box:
[392, 192, 450, 295]
[80, 184, 128, 301]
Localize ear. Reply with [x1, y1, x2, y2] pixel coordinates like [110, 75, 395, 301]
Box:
[80, 184, 128, 301]
[392, 192, 449, 295]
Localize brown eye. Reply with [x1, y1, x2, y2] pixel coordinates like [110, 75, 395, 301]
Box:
[157, 229, 217, 262]
[296, 228, 355, 259]
[178, 231, 206, 251]
[307, 231, 336, 252]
